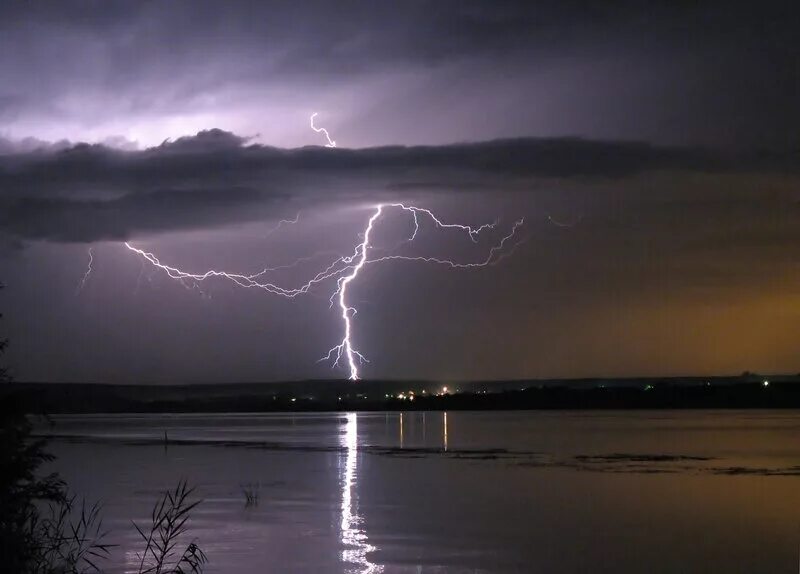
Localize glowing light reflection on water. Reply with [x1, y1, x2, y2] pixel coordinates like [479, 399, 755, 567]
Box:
[340, 413, 383, 573]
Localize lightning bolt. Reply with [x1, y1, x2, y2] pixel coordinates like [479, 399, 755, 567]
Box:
[310, 113, 337, 147]
[547, 213, 583, 228]
[124, 203, 524, 380]
[120, 104, 523, 380]
[318, 206, 382, 379]
[264, 212, 301, 237]
[365, 215, 525, 269]
[122, 242, 341, 297]
[388, 203, 498, 243]
[319, 205, 523, 379]
[75, 247, 94, 294]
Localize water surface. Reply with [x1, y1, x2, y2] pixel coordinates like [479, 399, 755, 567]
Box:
[40, 410, 800, 573]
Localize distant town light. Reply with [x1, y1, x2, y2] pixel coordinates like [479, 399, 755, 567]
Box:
[763, 380, 770, 387]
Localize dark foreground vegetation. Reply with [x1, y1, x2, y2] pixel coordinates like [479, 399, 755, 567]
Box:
[1, 399, 207, 573]
[3, 375, 800, 413]
[2, 285, 206, 573]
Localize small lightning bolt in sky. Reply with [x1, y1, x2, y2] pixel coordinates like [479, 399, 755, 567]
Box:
[75, 247, 94, 295]
[547, 213, 583, 228]
[264, 211, 301, 237]
[310, 113, 337, 147]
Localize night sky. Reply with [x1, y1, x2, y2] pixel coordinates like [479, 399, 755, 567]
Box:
[1, 1, 798, 383]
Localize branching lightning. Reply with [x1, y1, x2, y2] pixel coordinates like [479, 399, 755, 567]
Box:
[75, 247, 94, 295]
[124, 203, 524, 380]
[310, 113, 337, 147]
[389, 203, 498, 243]
[120, 113, 525, 380]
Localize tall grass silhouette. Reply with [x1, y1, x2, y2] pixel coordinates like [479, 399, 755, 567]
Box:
[132, 479, 207, 574]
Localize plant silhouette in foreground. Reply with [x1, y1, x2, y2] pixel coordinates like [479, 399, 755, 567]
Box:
[2, 284, 206, 572]
[1, 281, 93, 572]
[27, 497, 114, 573]
[132, 479, 207, 574]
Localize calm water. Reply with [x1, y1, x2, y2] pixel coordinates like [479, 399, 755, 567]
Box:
[38, 410, 800, 573]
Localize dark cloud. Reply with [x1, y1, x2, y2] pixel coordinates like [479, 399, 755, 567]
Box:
[1, 130, 796, 242]
[0, 1, 793, 77]
[0, 1, 796, 149]
[1, 187, 270, 243]
[1, 1, 799, 382]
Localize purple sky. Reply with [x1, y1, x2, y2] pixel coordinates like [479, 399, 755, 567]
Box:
[1, 1, 799, 383]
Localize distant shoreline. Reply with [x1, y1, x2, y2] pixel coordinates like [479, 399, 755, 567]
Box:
[5, 376, 800, 414]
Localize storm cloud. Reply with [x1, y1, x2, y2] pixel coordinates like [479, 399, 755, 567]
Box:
[0, 1, 797, 149]
[1, 1, 799, 383]
[2, 129, 797, 243]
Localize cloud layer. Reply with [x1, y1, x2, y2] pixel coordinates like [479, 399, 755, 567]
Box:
[1, 1, 799, 383]
[0, 1, 797, 149]
[2, 130, 796, 243]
